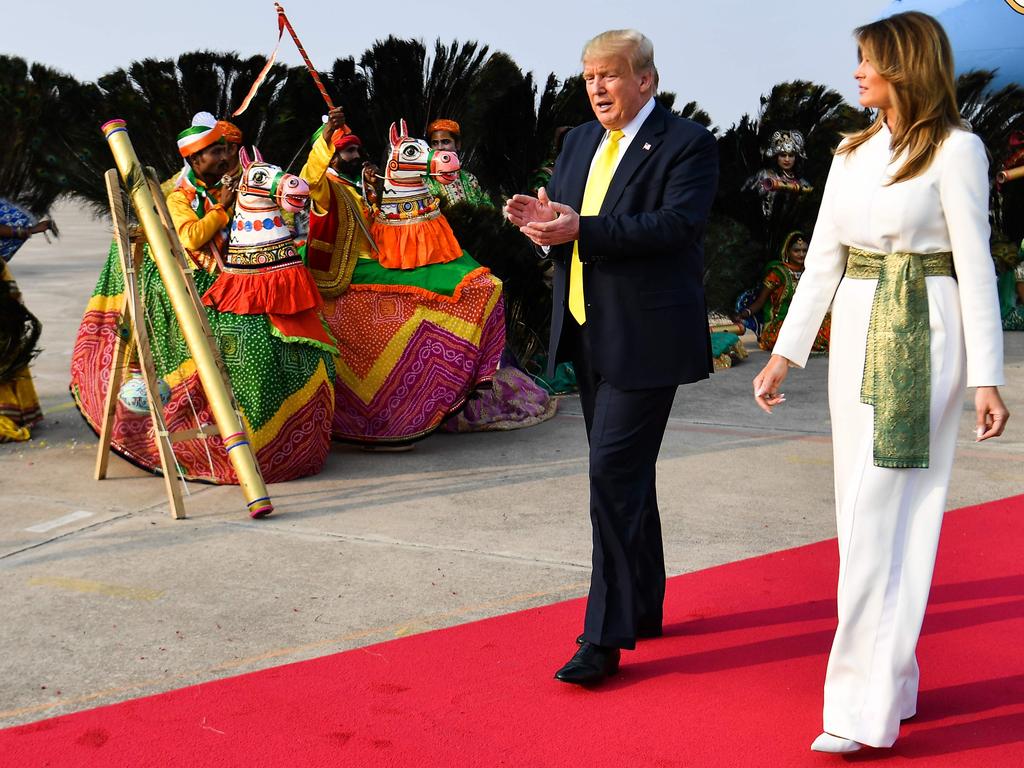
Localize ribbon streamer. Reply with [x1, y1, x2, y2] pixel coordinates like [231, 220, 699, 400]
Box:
[232, 11, 286, 116]
[233, 3, 336, 117]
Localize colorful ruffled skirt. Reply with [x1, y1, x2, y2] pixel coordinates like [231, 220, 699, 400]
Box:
[322, 252, 504, 443]
[440, 356, 556, 433]
[70, 243, 336, 484]
[760, 314, 831, 354]
[0, 371, 41, 442]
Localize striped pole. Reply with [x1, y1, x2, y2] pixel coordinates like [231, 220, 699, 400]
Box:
[275, 3, 334, 110]
[101, 119, 274, 519]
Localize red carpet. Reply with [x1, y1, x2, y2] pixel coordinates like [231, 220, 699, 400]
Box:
[3, 496, 1023, 767]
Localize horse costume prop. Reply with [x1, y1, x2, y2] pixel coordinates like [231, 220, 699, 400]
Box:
[71, 144, 337, 484]
[202, 147, 335, 351]
[312, 119, 506, 445]
[370, 119, 464, 270]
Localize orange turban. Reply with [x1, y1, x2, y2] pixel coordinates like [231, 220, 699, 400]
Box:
[217, 120, 244, 144]
[427, 119, 461, 137]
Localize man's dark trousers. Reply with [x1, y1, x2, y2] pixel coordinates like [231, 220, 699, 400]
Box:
[570, 320, 676, 650]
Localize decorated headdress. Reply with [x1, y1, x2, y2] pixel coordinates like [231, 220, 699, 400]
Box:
[217, 120, 244, 144]
[427, 118, 461, 138]
[764, 129, 807, 159]
[780, 230, 808, 260]
[177, 112, 225, 158]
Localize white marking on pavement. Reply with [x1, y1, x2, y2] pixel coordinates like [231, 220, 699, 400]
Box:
[25, 510, 94, 533]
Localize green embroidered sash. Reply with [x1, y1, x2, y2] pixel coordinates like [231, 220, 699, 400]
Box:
[845, 247, 954, 469]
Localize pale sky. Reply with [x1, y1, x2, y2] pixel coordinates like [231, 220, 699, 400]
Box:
[4, 0, 901, 130]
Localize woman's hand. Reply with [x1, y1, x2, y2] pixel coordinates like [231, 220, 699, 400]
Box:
[975, 386, 1009, 441]
[752, 354, 792, 414]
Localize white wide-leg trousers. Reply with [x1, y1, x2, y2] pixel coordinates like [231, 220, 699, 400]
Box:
[822, 275, 966, 748]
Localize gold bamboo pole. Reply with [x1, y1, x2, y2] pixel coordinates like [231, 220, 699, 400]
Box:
[101, 119, 274, 518]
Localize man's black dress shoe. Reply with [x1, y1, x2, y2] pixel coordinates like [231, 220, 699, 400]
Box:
[554, 642, 620, 685]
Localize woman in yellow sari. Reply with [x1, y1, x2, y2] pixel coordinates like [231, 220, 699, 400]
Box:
[0, 219, 54, 441]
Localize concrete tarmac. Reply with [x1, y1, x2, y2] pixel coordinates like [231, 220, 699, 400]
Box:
[1, 200, 1021, 728]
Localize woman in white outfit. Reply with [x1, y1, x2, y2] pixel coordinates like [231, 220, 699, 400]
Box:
[753, 11, 1010, 754]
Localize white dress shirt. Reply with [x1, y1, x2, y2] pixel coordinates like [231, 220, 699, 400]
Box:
[586, 96, 657, 178]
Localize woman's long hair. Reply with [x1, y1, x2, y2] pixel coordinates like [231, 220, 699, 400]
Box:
[838, 11, 962, 184]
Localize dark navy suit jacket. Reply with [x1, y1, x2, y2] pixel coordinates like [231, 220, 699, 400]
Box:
[546, 103, 719, 390]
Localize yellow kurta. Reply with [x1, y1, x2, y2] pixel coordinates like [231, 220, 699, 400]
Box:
[299, 133, 374, 262]
[166, 186, 230, 272]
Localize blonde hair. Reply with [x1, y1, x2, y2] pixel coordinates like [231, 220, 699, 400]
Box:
[582, 29, 658, 88]
[838, 11, 961, 184]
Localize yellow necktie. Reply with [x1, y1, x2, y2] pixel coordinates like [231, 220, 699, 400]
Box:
[569, 129, 624, 325]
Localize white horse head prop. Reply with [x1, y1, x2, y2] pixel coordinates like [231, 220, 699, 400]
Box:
[237, 147, 310, 213]
[227, 147, 306, 257]
[385, 119, 460, 191]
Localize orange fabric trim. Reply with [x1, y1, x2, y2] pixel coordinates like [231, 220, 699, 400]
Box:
[370, 215, 462, 270]
[346, 267, 492, 305]
[201, 265, 322, 315]
[268, 310, 337, 351]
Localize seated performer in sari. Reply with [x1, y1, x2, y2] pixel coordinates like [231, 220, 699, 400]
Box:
[71, 112, 336, 484]
[0, 220, 53, 441]
[736, 231, 830, 353]
[300, 108, 504, 445]
[995, 238, 1024, 331]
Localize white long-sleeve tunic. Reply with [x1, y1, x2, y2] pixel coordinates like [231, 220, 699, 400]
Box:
[774, 124, 1003, 386]
[771, 125, 1004, 748]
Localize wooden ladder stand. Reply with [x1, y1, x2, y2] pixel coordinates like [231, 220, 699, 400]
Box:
[94, 167, 241, 519]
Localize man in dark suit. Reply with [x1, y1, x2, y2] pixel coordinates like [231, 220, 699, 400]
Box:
[505, 29, 719, 686]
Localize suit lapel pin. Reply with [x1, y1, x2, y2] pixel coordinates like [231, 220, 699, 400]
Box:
[642, 142, 652, 151]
